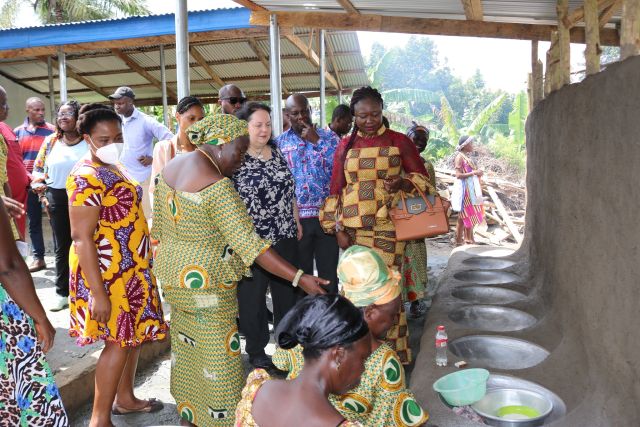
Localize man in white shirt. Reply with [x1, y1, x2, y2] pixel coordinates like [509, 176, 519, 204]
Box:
[109, 86, 173, 219]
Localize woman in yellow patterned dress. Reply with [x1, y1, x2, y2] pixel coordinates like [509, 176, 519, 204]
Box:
[152, 114, 328, 427]
[236, 294, 371, 427]
[320, 87, 435, 364]
[272, 246, 429, 427]
[67, 104, 168, 427]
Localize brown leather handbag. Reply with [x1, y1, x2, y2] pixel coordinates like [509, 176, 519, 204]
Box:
[389, 185, 450, 241]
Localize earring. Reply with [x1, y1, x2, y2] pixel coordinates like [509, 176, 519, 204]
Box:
[216, 151, 222, 159]
[336, 361, 341, 371]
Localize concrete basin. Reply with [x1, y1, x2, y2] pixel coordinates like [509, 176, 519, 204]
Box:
[462, 257, 517, 270]
[451, 286, 527, 305]
[449, 336, 549, 370]
[448, 305, 537, 332]
[464, 247, 516, 257]
[454, 270, 521, 285]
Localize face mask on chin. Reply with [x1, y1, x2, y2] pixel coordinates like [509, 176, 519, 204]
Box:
[88, 136, 123, 165]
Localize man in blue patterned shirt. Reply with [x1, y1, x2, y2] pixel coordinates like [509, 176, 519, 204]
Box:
[276, 94, 340, 293]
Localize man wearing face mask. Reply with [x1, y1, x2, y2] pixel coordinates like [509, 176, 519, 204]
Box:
[276, 94, 340, 293]
[109, 87, 173, 220]
[14, 97, 55, 272]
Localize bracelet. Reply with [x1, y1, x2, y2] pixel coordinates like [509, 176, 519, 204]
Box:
[292, 269, 304, 288]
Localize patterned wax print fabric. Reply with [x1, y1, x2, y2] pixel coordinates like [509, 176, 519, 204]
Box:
[232, 145, 297, 243]
[235, 369, 364, 427]
[0, 284, 68, 426]
[272, 344, 428, 427]
[151, 176, 270, 427]
[458, 154, 484, 229]
[66, 158, 168, 347]
[186, 113, 248, 146]
[275, 127, 339, 219]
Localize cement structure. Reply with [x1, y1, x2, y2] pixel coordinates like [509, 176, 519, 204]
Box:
[411, 56, 640, 426]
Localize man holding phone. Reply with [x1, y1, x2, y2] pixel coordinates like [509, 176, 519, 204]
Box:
[109, 87, 173, 219]
[276, 94, 340, 293]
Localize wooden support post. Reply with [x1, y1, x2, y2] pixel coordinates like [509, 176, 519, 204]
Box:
[545, 31, 560, 95]
[531, 41, 544, 106]
[621, 0, 640, 59]
[557, 0, 571, 86]
[462, 0, 484, 21]
[585, 0, 602, 74]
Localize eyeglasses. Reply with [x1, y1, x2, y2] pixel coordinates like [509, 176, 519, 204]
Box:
[221, 97, 247, 105]
[57, 112, 75, 118]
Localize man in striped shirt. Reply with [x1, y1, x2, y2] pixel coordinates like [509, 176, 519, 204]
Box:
[14, 97, 54, 272]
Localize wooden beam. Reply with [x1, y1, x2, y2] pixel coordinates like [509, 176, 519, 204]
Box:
[337, 0, 360, 15]
[545, 31, 560, 95]
[585, 0, 602, 75]
[563, 0, 617, 28]
[531, 41, 544, 106]
[231, 0, 267, 11]
[325, 36, 343, 91]
[600, 0, 622, 27]
[557, 0, 571, 86]
[487, 187, 522, 244]
[462, 0, 484, 21]
[38, 56, 111, 99]
[111, 48, 178, 100]
[250, 10, 621, 45]
[247, 37, 290, 94]
[189, 46, 225, 89]
[284, 32, 340, 89]
[621, 0, 640, 59]
[0, 27, 269, 59]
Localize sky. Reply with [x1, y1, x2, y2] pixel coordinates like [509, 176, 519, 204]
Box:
[13, 0, 590, 94]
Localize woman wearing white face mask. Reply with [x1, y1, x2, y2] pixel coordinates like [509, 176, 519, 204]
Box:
[66, 104, 168, 427]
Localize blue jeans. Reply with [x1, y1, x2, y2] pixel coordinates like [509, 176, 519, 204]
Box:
[27, 190, 45, 259]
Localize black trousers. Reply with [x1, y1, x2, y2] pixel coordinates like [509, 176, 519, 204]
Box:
[46, 188, 71, 297]
[237, 237, 302, 358]
[298, 217, 339, 294]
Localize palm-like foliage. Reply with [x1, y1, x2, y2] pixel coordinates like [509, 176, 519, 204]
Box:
[0, 0, 149, 28]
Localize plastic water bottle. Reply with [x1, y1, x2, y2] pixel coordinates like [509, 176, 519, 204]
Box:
[435, 325, 448, 367]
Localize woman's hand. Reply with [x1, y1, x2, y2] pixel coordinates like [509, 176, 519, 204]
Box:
[336, 230, 351, 250]
[33, 317, 56, 353]
[296, 221, 303, 241]
[90, 291, 111, 324]
[383, 176, 404, 193]
[0, 196, 25, 219]
[474, 170, 484, 178]
[298, 274, 329, 295]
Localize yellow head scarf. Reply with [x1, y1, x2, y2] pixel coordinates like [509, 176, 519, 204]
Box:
[186, 113, 249, 146]
[338, 245, 401, 307]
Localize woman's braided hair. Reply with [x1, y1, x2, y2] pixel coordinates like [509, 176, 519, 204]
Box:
[176, 95, 203, 115]
[342, 86, 384, 163]
[76, 103, 121, 135]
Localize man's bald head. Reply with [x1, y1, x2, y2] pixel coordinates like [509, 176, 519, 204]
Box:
[25, 97, 46, 126]
[0, 86, 7, 122]
[218, 84, 246, 114]
[285, 94, 312, 135]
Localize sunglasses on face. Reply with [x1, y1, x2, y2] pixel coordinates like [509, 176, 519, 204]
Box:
[222, 97, 247, 105]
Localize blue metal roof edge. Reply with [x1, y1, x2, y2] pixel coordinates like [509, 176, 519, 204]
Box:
[0, 8, 252, 52]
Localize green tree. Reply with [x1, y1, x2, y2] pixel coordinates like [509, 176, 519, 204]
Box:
[0, 0, 149, 27]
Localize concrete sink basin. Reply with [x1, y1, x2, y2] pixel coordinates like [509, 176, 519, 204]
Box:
[462, 257, 517, 270]
[464, 247, 516, 257]
[449, 336, 549, 369]
[454, 270, 521, 285]
[451, 286, 527, 304]
[448, 305, 537, 332]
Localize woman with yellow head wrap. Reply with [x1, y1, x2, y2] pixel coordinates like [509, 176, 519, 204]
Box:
[152, 114, 329, 427]
[273, 246, 429, 427]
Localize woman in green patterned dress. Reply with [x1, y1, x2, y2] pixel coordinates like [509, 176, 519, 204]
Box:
[152, 114, 329, 427]
[273, 246, 429, 427]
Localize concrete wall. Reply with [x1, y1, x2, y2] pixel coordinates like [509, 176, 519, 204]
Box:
[0, 75, 51, 128]
[524, 55, 640, 425]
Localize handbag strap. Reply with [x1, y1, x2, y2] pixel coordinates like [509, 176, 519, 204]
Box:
[399, 180, 434, 210]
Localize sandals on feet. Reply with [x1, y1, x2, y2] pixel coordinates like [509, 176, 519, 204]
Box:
[112, 398, 164, 415]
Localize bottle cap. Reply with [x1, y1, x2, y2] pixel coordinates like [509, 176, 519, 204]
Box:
[437, 325, 445, 331]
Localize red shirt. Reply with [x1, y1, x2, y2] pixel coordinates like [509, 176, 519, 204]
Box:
[329, 127, 428, 195]
[13, 120, 55, 174]
[0, 122, 30, 197]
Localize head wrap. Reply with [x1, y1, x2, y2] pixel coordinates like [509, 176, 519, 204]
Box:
[338, 245, 401, 307]
[186, 113, 248, 146]
[456, 135, 475, 152]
